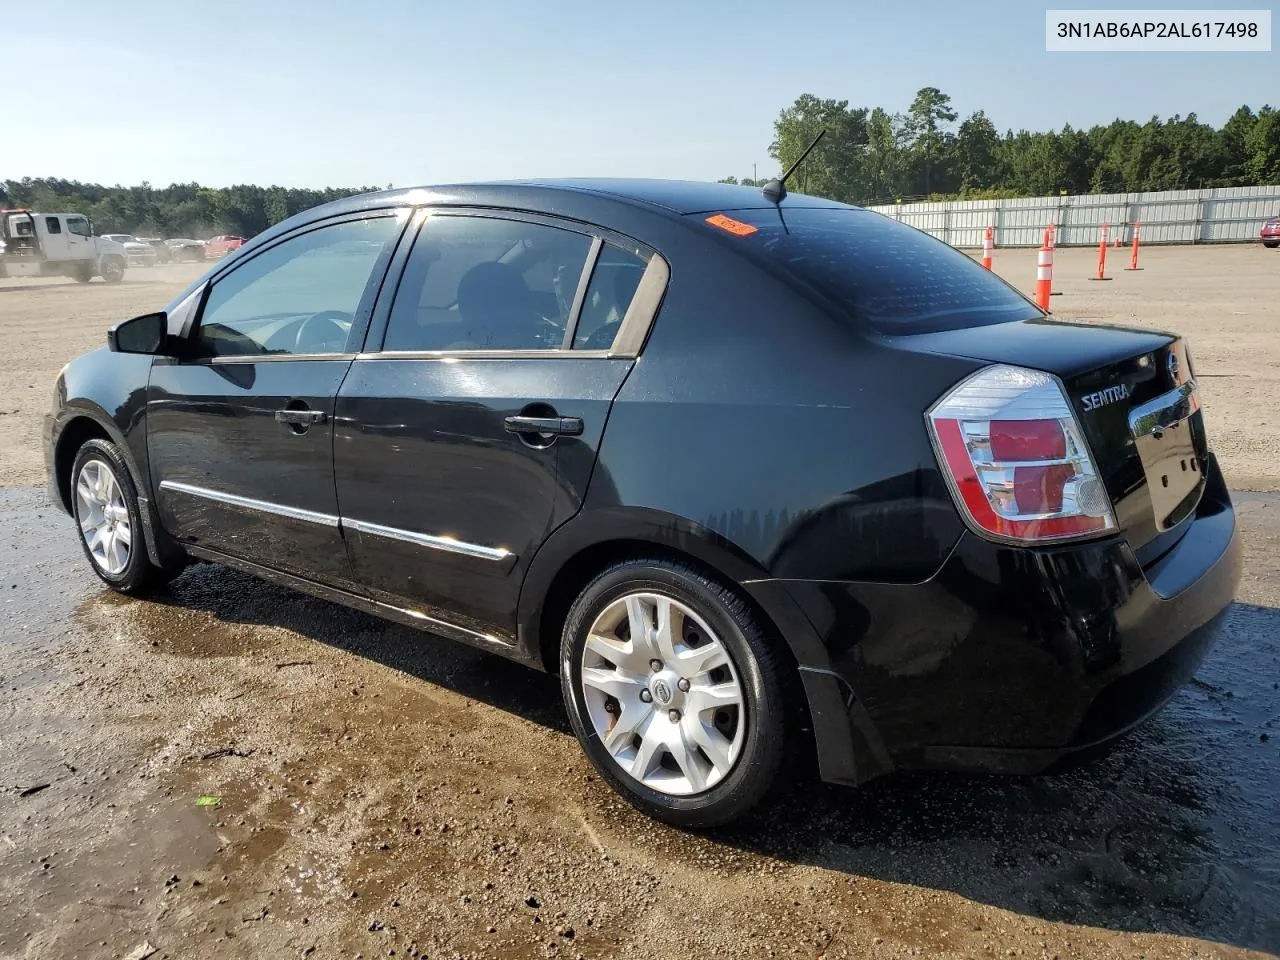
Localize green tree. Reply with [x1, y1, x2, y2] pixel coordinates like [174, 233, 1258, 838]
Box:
[954, 110, 1002, 192]
[903, 86, 958, 196]
[864, 108, 908, 202]
[265, 186, 290, 226]
[768, 94, 869, 202]
[1217, 105, 1256, 185]
[1244, 106, 1280, 184]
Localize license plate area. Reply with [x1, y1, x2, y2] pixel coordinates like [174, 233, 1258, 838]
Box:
[1128, 381, 1207, 530]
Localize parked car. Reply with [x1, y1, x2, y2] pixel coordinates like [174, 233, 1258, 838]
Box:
[165, 238, 206, 262]
[1262, 216, 1279, 248]
[43, 180, 1241, 828]
[204, 235, 245, 258]
[136, 237, 172, 264]
[101, 234, 159, 267]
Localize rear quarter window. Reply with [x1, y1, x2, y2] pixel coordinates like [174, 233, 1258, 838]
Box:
[697, 207, 1041, 336]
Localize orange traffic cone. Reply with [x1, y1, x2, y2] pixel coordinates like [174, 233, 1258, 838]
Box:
[1090, 223, 1113, 281]
[1125, 221, 1143, 271]
[1035, 239, 1054, 310]
[981, 225, 994, 270]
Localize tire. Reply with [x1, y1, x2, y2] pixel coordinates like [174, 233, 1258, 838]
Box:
[1264, 241, 1279, 249]
[100, 257, 125, 283]
[70, 439, 184, 594]
[560, 558, 795, 828]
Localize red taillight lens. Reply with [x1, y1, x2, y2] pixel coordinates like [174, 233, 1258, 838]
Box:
[927, 366, 1117, 544]
[1014, 463, 1074, 513]
[989, 419, 1066, 460]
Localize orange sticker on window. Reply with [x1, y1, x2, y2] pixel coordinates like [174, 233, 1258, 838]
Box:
[705, 213, 758, 237]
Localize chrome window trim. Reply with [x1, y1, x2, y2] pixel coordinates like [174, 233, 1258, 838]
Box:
[344, 518, 512, 562]
[354, 349, 615, 361]
[561, 236, 603, 349]
[158, 480, 340, 527]
[609, 251, 669, 357]
[191, 353, 358, 365]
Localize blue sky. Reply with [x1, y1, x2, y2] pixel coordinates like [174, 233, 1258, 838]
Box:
[5, 0, 1276, 188]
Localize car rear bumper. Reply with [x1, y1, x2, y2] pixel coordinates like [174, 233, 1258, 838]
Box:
[773, 452, 1241, 783]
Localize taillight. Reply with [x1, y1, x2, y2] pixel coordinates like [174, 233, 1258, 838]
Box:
[927, 364, 1116, 544]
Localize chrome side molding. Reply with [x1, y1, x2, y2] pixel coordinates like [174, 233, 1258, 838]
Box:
[159, 480, 341, 527]
[158, 480, 512, 562]
[343, 518, 512, 562]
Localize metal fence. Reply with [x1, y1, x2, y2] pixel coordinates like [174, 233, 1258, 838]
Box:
[867, 185, 1280, 247]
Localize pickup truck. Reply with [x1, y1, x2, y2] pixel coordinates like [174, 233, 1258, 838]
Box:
[0, 210, 127, 282]
[101, 234, 160, 267]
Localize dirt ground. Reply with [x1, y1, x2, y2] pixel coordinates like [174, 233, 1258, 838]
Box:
[2, 248, 1279, 959]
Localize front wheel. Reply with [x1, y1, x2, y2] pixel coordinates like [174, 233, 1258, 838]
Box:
[71, 439, 183, 593]
[1264, 240, 1279, 249]
[100, 257, 125, 283]
[560, 559, 794, 828]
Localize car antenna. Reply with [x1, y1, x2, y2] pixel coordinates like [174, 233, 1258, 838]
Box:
[762, 129, 826, 204]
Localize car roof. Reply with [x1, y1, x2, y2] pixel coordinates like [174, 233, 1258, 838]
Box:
[297, 178, 855, 223]
[485, 179, 855, 215]
[163, 179, 859, 316]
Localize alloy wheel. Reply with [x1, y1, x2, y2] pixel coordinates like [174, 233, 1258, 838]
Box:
[580, 592, 745, 796]
[75, 459, 132, 576]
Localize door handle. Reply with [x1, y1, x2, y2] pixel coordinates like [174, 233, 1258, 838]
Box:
[275, 409, 327, 426]
[503, 415, 583, 436]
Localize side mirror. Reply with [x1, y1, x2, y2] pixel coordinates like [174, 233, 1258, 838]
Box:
[108, 312, 169, 355]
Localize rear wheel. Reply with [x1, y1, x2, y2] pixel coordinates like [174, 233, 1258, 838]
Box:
[71, 439, 183, 593]
[1264, 240, 1279, 249]
[560, 558, 793, 828]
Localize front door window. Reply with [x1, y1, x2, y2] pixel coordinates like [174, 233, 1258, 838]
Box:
[195, 217, 400, 358]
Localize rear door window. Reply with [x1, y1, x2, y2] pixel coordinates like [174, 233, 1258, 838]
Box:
[45, 217, 62, 234]
[382, 215, 594, 352]
[572, 244, 648, 350]
[696, 207, 1041, 335]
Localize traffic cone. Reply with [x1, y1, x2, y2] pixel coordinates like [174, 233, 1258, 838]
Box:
[981, 225, 994, 270]
[1035, 239, 1054, 311]
[1125, 221, 1143, 270]
[1090, 223, 1113, 281]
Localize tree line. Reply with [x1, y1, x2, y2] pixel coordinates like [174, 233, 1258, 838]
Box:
[0, 178, 382, 239]
[721, 89, 1280, 205]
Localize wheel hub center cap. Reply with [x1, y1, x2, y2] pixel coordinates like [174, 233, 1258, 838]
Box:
[649, 671, 681, 707]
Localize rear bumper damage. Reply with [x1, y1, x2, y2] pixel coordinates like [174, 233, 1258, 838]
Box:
[775, 453, 1241, 783]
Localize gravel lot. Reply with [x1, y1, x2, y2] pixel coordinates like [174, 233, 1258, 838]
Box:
[2, 247, 1279, 959]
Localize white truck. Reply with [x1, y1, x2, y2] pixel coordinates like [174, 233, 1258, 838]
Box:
[0, 209, 128, 283]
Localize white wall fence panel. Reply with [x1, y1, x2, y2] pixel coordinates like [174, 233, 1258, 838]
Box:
[867, 186, 1280, 247]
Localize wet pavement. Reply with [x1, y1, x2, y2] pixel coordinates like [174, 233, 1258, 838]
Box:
[2, 484, 1278, 959]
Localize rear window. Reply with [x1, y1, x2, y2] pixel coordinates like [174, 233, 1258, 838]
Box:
[698, 207, 1041, 335]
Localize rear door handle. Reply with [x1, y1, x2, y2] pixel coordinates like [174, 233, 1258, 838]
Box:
[275, 409, 327, 426]
[503, 415, 583, 436]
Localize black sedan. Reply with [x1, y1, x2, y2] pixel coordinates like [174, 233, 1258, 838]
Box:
[44, 180, 1241, 827]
